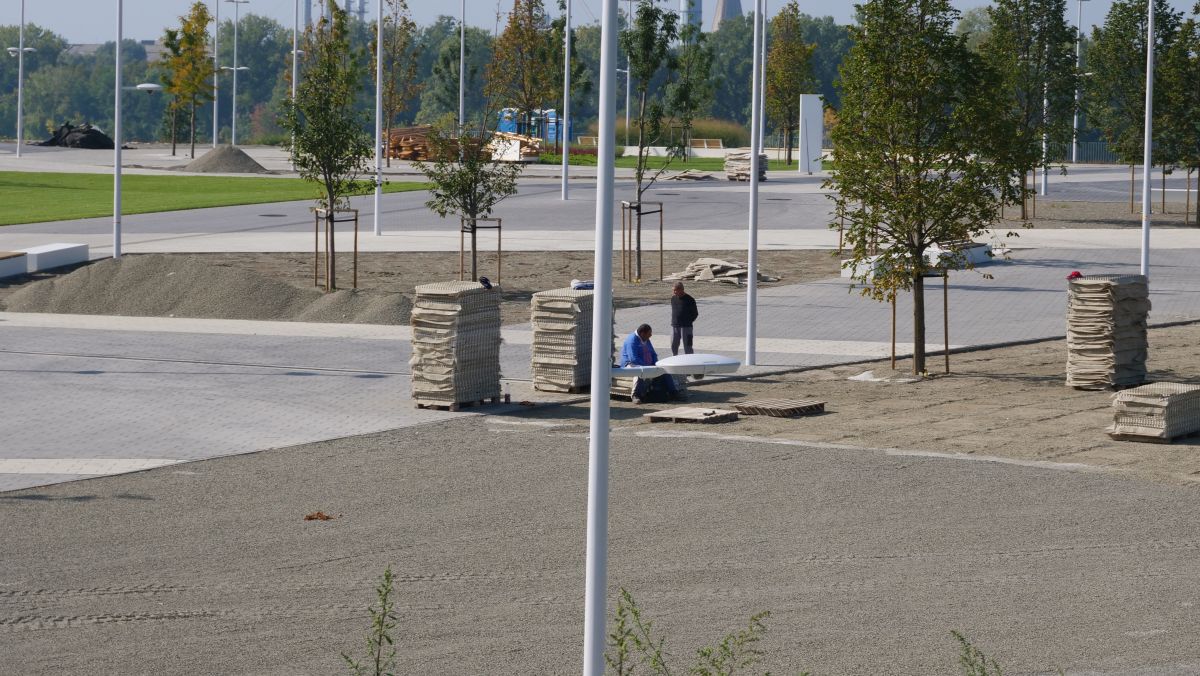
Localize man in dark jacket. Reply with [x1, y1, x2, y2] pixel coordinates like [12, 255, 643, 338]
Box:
[670, 282, 699, 356]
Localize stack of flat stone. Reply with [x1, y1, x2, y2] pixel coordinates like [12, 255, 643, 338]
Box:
[531, 288, 595, 393]
[410, 281, 502, 406]
[663, 258, 780, 285]
[1109, 383, 1200, 442]
[723, 151, 768, 181]
[1066, 274, 1150, 390]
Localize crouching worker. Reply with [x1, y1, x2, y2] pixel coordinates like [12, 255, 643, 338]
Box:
[620, 324, 684, 404]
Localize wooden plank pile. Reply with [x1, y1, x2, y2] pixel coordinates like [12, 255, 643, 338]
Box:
[663, 258, 781, 285]
[1066, 274, 1150, 390]
[724, 150, 768, 181]
[644, 407, 739, 424]
[531, 288, 595, 393]
[410, 281, 503, 410]
[734, 399, 826, 418]
[1109, 382, 1200, 443]
[387, 125, 434, 161]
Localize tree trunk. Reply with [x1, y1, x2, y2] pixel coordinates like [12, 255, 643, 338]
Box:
[385, 120, 392, 168]
[325, 205, 337, 291]
[1020, 171, 1028, 220]
[189, 102, 197, 159]
[1130, 165, 1136, 214]
[912, 271, 926, 376]
[1188, 167, 1193, 227]
[1162, 166, 1167, 215]
[784, 123, 793, 166]
[170, 106, 178, 157]
[469, 218, 478, 280]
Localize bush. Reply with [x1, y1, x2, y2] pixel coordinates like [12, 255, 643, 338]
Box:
[587, 117, 749, 149]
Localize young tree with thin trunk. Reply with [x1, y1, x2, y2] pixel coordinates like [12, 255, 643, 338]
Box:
[765, 0, 816, 166]
[160, 28, 184, 156]
[668, 1, 714, 164]
[828, 0, 1022, 375]
[485, 0, 556, 135]
[160, 2, 216, 159]
[374, 0, 421, 168]
[1160, 14, 1200, 224]
[281, 0, 374, 291]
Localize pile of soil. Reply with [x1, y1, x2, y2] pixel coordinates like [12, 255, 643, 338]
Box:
[182, 144, 270, 174]
[38, 122, 115, 149]
[2, 255, 411, 325]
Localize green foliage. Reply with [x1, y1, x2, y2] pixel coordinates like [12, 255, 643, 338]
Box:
[828, 0, 1022, 374]
[375, 0, 422, 143]
[620, 0, 681, 202]
[414, 23, 493, 125]
[668, 7, 715, 162]
[486, 0, 557, 131]
[952, 631, 1004, 676]
[690, 611, 771, 676]
[1159, 15, 1200, 173]
[343, 567, 399, 676]
[766, 1, 817, 164]
[955, 7, 993, 52]
[160, 2, 216, 157]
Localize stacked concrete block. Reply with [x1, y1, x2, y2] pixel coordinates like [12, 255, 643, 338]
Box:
[723, 151, 768, 181]
[1066, 274, 1150, 390]
[410, 281, 502, 407]
[531, 289, 595, 393]
[1109, 383, 1200, 442]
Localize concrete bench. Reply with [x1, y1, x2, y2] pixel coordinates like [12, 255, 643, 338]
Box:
[18, 243, 89, 273]
[0, 251, 28, 279]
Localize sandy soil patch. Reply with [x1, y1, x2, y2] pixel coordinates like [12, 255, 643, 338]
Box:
[999, 198, 1200, 229]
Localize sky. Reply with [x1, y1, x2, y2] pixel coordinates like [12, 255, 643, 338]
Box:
[0, 0, 1195, 45]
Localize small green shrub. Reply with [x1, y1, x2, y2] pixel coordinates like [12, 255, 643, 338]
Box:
[952, 631, 1003, 676]
[343, 568, 399, 676]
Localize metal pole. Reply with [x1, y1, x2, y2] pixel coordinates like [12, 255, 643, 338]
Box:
[15, 0, 25, 158]
[746, 0, 763, 366]
[374, 0, 384, 236]
[624, 0, 631, 149]
[113, 0, 123, 259]
[758, 0, 767, 152]
[1072, 0, 1085, 163]
[291, 0, 299, 170]
[213, 0, 220, 147]
[561, 0, 572, 200]
[231, 0, 243, 147]
[459, 0, 465, 129]
[1041, 77, 1048, 196]
[1139, 0, 1154, 278]
[582, 0, 617, 672]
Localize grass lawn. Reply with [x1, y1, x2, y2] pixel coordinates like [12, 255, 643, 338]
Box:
[0, 172, 428, 226]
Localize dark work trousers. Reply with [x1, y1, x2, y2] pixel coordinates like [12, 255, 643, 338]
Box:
[671, 326, 694, 356]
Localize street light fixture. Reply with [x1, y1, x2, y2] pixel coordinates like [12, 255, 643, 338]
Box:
[561, 0, 572, 201]
[113, 0, 163, 259]
[7, 0, 35, 159]
[225, 0, 251, 147]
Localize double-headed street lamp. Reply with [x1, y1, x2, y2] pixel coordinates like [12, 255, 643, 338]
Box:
[7, 0, 35, 158]
[224, 0, 251, 147]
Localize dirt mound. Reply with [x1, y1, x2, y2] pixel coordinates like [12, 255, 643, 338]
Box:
[3, 255, 411, 325]
[182, 144, 270, 174]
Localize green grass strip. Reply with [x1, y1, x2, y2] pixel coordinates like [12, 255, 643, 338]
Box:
[0, 171, 428, 226]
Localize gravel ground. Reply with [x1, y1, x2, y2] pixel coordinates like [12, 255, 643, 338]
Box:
[4, 327, 1200, 674]
[0, 250, 840, 326]
[1001, 198, 1200, 229]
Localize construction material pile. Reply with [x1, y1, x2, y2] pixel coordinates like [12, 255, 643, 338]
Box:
[38, 122, 114, 149]
[723, 150, 768, 181]
[1066, 274, 1150, 390]
[1109, 382, 1200, 442]
[664, 258, 780, 285]
[530, 289, 595, 393]
[487, 131, 543, 162]
[410, 281, 502, 407]
[387, 125, 434, 161]
[183, 145, 269, 174]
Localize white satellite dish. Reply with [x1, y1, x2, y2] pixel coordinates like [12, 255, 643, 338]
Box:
[656, 353, 741, 376]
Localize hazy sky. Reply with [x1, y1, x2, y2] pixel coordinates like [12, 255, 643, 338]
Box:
[0, 0, 1195, 45]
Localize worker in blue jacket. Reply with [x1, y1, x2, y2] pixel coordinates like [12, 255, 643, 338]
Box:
[620, 324, 683, 404]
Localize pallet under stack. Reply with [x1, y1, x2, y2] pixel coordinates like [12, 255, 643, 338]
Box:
[1066, 274, 1150, 390]
[410, 281, 502, 409]
[530, 289, 594, 393]
[1109, 383, 1200, 442]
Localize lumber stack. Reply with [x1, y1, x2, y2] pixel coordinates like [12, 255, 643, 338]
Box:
[1065, 274, 1150, 390]
[531, 288, 595, 393]
[724, 150, 768, 181]
[410, 281, 502, 408]
[663, 258, 781, 285]
[1109, 383, 1200, 442]
[387, 125, 433, 161]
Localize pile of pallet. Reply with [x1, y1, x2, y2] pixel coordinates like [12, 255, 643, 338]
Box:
[1109, 383, 1200, 442]
[410, 281, 502, 409]
[663, 258, 780, 285]
[724, 150, 768, 181]
[1065, 274, 1150, 390]
[531, 289, 594, 393]
[387, 125, 433, 161]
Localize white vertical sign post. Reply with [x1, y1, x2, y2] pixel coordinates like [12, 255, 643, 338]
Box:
[561, 0, 572, 201]
[745, 0, 763, 366]
[374, 0, 384, 236]
[582, 0, 617, 672]
[1139, 0, 1154, 277]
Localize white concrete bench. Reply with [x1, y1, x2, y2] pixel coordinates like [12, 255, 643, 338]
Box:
[0, 251, 28, 278]
[18, 243, 89, 273]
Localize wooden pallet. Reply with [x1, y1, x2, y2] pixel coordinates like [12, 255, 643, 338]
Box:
[1108, 429, 1200, 444]
[415, 394, 510, 412]
[644, 407, 739, 424]
[734, 398, 826, 418]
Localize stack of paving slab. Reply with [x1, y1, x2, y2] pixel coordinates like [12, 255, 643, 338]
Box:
[410, 281, 502, 407]
[1066, 274, 1150, 390]
[531, 288, 595, 393]
[723, 151, 768, 181]
[663, 258, 780, 285]
[1109, 383, 1200, 442]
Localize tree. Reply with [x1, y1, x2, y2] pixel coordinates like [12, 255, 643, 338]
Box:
[981, 0, 1079, 220]
[547, 0, 592, 153]
[0, 23, 68, 140]
[706, 15, 755, 124]
[765, 1, 816, 165]
[1085, 0, 1182, 212]
[485, 0, 556, 135]
[1160, 14, 1200, 223]
[667, 1, 714, 162]
[414, 26, 492, 124]
[828, 0, 1022, 375]
[160, 2, 215, 158]
[374, 0, 421, 167]
[414, 115, 523, 280]
[281, 0, 374, 292]
[955, 7, 993, 52]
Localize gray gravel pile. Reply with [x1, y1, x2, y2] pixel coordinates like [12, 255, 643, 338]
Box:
[4, 255, 411, 325]
[182, 144, 270, 174]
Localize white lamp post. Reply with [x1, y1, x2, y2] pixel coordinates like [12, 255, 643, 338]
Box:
[561, 0, 572, 200]
[374, 0, 384, 235]
[291, 0, 302, 169]
[582, 2, 617, 673]
[212, 0, 220, 147]
[225, 0, 250, 147]
[1139, 0, 1154, 277]
[745, 0, 764, 365]
[459, 0, 465, 130]
[1072, 0, 1090, 163]
[7, 0, 34, 158]
[624, 0, 632, 148]
[113, 1, 163, 260]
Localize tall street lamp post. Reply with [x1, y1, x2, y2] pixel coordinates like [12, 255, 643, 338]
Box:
[7, 0, 34, 158]
[212, 0, 220, 147]
[1073, 0, 1090, 163]
[374, 0, 384, 235]
[459, 0, 465, 130]
[113, 0, 163, 260]
[746, 0, 764, 365]
[1139, 0, 1154, 277]
[225, 0, 250, 147]
[561, 0, 572, 200]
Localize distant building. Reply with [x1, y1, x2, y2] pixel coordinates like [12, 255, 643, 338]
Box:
[66, 39, 168, 63]
[711, 0, 743, 32]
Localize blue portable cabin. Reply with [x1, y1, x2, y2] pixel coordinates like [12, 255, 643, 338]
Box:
[496, 108, 572, 144]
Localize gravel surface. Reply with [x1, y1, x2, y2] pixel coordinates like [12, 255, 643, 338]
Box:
[181, 144, 270, 174]
[1001, 199, 1200, 229]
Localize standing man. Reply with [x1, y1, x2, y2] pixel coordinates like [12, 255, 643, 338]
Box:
[670, 282, 699, 356]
